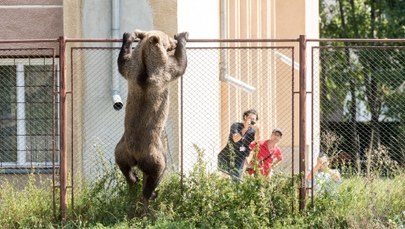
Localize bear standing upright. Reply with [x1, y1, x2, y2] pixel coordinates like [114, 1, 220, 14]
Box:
[115, 30, 188, 205]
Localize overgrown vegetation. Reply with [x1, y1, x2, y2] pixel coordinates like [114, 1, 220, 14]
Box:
[1, 143, 404, 228]
[0, 175, 54, 228]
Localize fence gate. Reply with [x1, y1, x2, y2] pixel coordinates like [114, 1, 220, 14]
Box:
[65, 38, 300, 218]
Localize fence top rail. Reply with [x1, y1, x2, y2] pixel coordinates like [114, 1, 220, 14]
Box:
[187, 38, 300, 43]
[0, 38, 59, 43]
[0, 37, 404, 44]
[307, 38, 405, 43]
[64, 38, 300, 43]
[66, 38, 122, 43]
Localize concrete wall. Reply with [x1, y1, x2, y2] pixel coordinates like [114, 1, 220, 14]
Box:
[305, 0, 320, 169]
[0, 0, 63, 39]
[0, 0, 63, 50]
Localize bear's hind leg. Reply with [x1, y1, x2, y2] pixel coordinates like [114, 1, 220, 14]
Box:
[141, 168, 164, 214]
[142, 171, 162, 201]
[115, 139, 138, 186]
[117, 160, 138, 187]
[139, 154, 166, 200]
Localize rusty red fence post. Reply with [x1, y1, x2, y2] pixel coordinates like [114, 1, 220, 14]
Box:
[58, 36, 68, 221]
[299, 35, 307, 212]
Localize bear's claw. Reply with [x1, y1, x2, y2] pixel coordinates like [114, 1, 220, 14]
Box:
[175, 32, 189, 41]
[123, 32, 135, 42]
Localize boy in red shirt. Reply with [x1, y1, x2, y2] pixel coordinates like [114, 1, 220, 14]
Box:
[246, 128, 283, 178]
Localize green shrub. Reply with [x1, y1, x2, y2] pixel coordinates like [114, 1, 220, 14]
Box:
[149, 144, 298, 228]
[301, 173, 405, 228]
[0, 174, 55, 228]
[1, 144, 404, 228]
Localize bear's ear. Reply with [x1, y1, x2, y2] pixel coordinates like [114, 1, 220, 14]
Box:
[148, 35, 160, 44]
[134, 29, 147, 40]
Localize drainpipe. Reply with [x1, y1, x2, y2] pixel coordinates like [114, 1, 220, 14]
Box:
[111, 0, 123, 110]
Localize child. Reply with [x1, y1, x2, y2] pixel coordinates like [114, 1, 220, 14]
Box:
[245, 128, 283, 178]
[306, 154, 341, 195]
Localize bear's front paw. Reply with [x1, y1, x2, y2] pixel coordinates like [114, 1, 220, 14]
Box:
[123, 32, 135, 43]
[174, 32, 189, 42]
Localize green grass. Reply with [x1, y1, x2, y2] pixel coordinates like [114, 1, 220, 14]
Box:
[0, 175, 55, 228]
[301, 174, 405, 228]
[1, 151, 404, 228]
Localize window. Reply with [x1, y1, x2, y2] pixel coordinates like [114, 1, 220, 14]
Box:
[0, 58, 59, 172]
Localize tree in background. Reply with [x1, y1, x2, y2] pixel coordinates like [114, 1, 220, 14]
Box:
[319, 0, 405, 172]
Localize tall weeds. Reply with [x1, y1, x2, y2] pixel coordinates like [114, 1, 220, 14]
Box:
[0, 141, 404, 228]
[0, 174, 54, 228]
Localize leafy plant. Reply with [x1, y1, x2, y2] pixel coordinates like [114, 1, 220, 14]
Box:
[365, 145, 401, 177]
[0, 173, 55, 228]
[1, 144, 404, 228]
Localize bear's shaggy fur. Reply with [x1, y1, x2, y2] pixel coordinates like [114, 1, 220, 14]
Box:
[115, 30, 188, 203]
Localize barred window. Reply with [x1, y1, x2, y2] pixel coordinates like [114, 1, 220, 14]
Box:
[0, 59, 59, 172]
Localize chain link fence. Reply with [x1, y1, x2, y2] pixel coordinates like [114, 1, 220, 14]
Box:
[0, 49, 59, 172]
[311, 43, 405, 179]
[0, 47, 59, 207]
[183, 44, 297, 176]
[1, 38, 404, 218]
[68, 41, 298, 200]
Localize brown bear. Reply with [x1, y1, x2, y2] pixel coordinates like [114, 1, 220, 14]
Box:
[115, 30, 188, 205]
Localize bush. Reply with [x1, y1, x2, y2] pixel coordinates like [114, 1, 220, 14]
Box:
[0, 174, 55, 228]
[1, 145, 404, 228]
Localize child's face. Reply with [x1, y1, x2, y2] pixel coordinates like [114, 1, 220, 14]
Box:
[319, 156, 329, 170]
[270, 132, 282, 143]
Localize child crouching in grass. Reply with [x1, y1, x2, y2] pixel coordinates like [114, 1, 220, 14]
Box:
[306, 154, 342, 195]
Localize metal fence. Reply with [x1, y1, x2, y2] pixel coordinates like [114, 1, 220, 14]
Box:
[0, 37, 404, 220]
[68, 39, 300, 214]
[0, 48, 58, 172]
[307, 40, 405, 205]
[310, 41, 405, 181]
[0, 44, 60, 216]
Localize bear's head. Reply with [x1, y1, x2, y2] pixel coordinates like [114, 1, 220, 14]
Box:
[134, 30, 177, 64]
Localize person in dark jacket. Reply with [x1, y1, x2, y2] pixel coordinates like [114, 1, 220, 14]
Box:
[218, 109, 260, 180]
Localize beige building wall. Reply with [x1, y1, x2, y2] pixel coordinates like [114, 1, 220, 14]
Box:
[63, 1, 83, 182]
[221, 0, 299, 140]
[63, 0, 82, 38]
[0, 0, 63, 39]
[221, 0, 278, 145]
[220, 0, 317, 172]
[0, 0, 63, 50]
